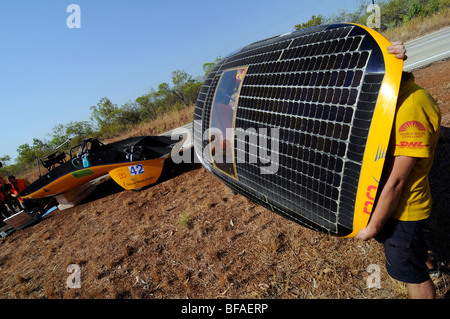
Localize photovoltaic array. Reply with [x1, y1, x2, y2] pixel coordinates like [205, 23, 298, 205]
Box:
[194, 24, 401, 236]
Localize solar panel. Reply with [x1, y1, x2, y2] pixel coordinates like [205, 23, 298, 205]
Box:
[193, 23, 403, 237]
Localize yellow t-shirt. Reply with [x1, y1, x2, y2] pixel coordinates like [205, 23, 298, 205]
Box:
[388, 72, 441, 221]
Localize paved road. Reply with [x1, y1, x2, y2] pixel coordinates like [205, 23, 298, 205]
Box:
[404, 26, 450, 71]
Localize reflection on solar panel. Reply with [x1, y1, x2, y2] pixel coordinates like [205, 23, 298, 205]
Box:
[193, 23, 403, 237]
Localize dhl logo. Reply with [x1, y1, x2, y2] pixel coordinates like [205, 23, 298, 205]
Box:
[396, 141, 428, 149]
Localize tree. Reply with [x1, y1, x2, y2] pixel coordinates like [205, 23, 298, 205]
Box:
[90, 97, 119, 131]
[202, 62, 215, 78]
[326, 5, 367, 25]
[0, 155, 11, 167]
[65, 121, 94, 140]
[135, 93, 159, 120]
[16, 143, 36, 164]
[50, 121, 95, 148]
[136, 82, 174, 119]
[171, 70, 192, 106]
[115, 101, 142, 127]
[171, 70, 202, 106]
[49, 123, 69, 148]
[202, 56, 222, 78]
[183, 81, 203, 106]
[294, 15, 324, 30]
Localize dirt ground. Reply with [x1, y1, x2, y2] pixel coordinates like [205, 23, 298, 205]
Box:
[0, 59, 449, 300]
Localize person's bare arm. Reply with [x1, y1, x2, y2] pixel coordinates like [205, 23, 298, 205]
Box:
[356, 155, 416, 240]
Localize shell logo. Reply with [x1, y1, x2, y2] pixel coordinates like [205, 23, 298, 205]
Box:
[399, 121, 426, 132]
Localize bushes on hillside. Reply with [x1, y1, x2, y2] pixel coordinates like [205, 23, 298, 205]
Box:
[295, 0, 448, 31]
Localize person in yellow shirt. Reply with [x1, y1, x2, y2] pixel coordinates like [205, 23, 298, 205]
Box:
[356, 53, 441, 298]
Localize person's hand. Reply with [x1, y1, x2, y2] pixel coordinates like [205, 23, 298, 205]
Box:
[387, 41, 408, 60]
[355, 226, 378, 241]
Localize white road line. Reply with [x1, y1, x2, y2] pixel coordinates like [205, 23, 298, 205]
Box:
[406, 32, 450, 49]
[405, 26, 450, 47]
[404, 50, 450, 70]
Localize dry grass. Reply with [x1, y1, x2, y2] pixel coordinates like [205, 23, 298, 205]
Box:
[106, 107, 195, 143]
[382, 7, 450, 43]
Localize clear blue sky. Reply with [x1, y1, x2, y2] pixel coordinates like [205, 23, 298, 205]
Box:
[0, 0, 364, 163]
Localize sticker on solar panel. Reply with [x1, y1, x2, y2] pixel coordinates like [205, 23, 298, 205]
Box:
[194, 23, 403, 237]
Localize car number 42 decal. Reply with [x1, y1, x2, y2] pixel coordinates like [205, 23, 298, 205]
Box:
[129, 164, 145, 176]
